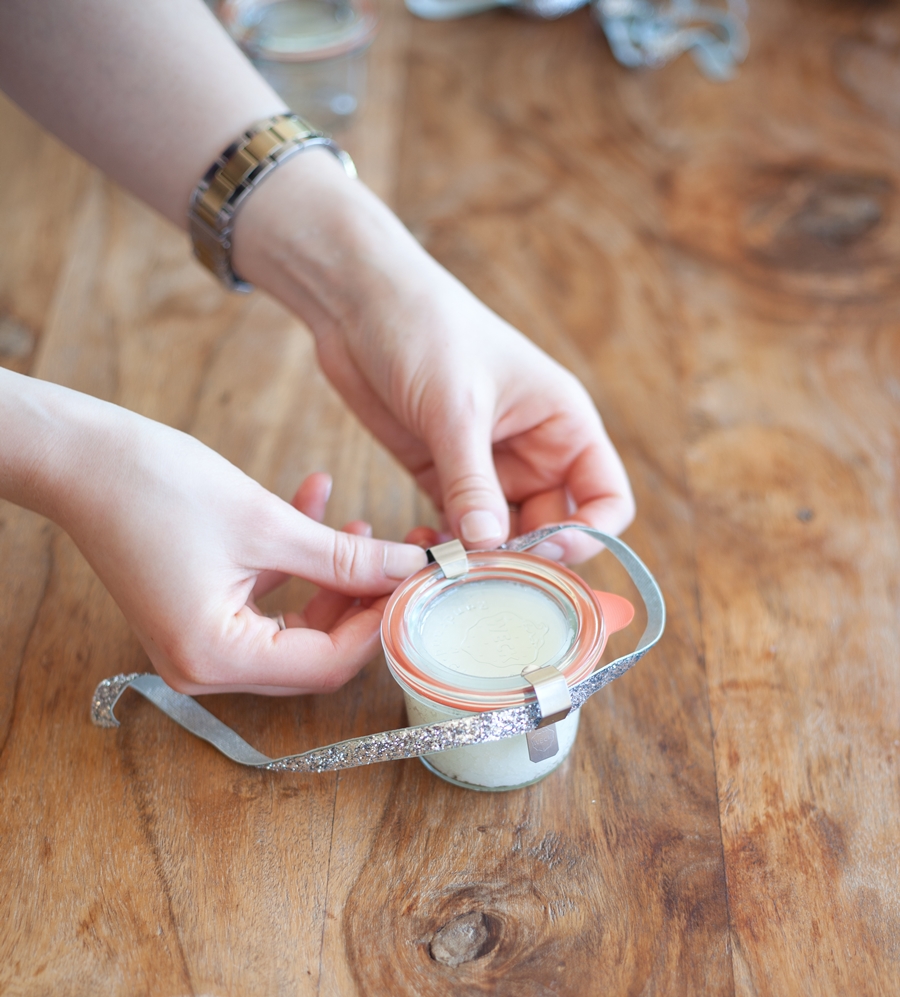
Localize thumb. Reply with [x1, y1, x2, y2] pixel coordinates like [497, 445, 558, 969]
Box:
[433, 424, 509, 549]
[265, 506, 428, 595]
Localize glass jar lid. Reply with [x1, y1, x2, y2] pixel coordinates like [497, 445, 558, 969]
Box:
[382, 551, 608, 712]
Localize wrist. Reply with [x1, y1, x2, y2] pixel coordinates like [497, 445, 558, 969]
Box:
[230, 149, 434, 341]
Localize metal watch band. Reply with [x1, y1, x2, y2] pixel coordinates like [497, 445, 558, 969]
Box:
[91, 526, 666, 774]
[188, 113, 357, 293]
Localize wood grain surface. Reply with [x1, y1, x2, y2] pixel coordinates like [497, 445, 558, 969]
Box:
[1, 1, 899, 994]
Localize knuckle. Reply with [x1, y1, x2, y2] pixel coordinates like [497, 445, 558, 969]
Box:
[162, 671, 198, 695]
[162, 659, 208, 693]
[316, 667, 348, 695]
[331, 531, 363, 587]
[442, 472, 497, 508]
[164, 640, 216, 691]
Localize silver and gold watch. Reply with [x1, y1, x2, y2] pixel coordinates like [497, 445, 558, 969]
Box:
[188, 113, 357, 292]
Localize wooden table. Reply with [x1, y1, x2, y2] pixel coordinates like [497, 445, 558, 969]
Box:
[2, 1, 899, 993]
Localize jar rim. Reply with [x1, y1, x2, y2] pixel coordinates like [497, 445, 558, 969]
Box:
[221, 0, 379, 63]
[382, 551, 607, 712]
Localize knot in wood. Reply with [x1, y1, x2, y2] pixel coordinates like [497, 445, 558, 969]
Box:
[428, 911, 498, 967]
[791, 185, 883, 246]
[743, 169, 891, 272]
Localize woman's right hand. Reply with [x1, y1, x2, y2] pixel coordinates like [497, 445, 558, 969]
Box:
[0, 369, 427, 695]
[234, 151, 635, 564]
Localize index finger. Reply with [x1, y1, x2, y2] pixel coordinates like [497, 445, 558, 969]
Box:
[517, 437, 635, 564]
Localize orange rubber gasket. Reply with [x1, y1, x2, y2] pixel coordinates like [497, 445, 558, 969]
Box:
[382, 551, 608, 712]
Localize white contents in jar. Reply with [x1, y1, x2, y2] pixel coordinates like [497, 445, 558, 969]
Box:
[419, 580, 573, 678]
[396, 578, 580, 790]
[404, 692, 581, 790]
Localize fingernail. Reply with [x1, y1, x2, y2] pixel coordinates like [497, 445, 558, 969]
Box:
[384, 543, 428, 580]
[460, 510, 503, 544]
[532, 541, 565, 562]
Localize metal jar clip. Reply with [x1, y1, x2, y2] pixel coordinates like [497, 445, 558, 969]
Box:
[522, 664, 573, 762]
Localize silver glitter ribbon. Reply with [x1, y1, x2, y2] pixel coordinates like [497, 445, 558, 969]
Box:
[91, 525, 665, 773]
[595, 0, 748, 81]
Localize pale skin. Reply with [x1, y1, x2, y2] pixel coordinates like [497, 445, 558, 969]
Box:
[0, 0, 634, 695]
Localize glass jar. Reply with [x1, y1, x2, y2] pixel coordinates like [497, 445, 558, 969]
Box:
[219, 0, 379, 131]
[382, 550, 635, 791]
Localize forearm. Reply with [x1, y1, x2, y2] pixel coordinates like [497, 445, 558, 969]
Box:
[0, 0, 285, 227]
[0, 0, 411, 337]
[0, 369, 428, 694]
[0, 0, 634, 555]
[0, 368, 128, 527]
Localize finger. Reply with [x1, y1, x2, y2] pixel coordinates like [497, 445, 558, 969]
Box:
[284, 587, 358, 632]
[508, 504, 521, 539]
[258, 606, 386, 693]
[259, 507, 428, 595]
[430, 420, 509, 551]
[517, 487, 571, 561]
[161, 603, 385, 695]
[358, 594, 390, 611]
[292, 471, 333, 519]
[292, 518, 374, 631]
[253, 473, 335, 599]
[250, 472, 426, 597]
[404, 525, 441, 548]
[343, 519, 373, 538]
[520, 441, 635, 564]
[252, 567, 290, 600]
[263, 518, 377, 626]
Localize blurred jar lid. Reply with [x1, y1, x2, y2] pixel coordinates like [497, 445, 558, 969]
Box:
[220, 0, 379, 62]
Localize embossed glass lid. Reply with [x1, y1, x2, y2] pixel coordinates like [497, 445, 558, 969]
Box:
[382, 551, 607, 711]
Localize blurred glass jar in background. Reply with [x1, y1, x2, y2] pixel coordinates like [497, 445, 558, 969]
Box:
[217, 0, 379, 132]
